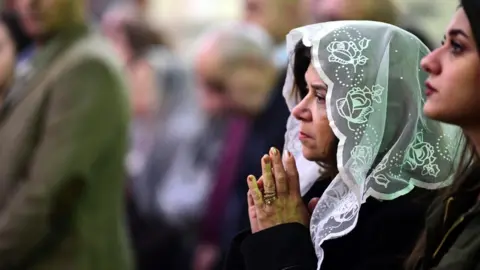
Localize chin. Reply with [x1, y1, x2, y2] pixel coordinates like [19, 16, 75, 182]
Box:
[302, 147, 327, 162]
[423, 102, 445, 122]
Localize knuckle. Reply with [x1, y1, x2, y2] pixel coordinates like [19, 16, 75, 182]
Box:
[253, 191, 263, 201]
[264, 182, 275, 190]
[276, 173, 287, 183]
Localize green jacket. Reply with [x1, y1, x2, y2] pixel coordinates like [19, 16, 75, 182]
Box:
[0, 24, 133, 269]
[417, 167, 480, 270]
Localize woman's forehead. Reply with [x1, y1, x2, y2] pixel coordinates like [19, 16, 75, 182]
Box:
[446, 8, 472, 36]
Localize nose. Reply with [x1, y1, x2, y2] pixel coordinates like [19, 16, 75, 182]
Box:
[420, 49, 441, 75]
[292, 98, 312, 122]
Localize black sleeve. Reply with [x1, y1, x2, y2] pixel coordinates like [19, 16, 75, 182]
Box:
[240, 223, 317, 270]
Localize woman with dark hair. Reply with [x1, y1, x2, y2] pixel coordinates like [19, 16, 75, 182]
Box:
[0, 11, 31, 101]
[406, 0, 480, 269]
[224, 21, 462, 270]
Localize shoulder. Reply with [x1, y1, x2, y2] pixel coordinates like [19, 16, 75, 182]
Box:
[436, 214, 480, 269]
[59, 33, 124, 81]
[54, 34, 127, 97]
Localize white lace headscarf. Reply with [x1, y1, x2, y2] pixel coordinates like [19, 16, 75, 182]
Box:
[282, 21, 463, 269]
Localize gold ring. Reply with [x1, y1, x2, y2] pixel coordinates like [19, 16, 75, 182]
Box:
[263, 192, 277, 206]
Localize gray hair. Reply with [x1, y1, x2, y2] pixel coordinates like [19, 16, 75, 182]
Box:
[193, 22, 275, 67]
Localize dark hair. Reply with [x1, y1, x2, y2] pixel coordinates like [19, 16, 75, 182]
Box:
[405, 3, 480, 268]
[405, 136, 478, 269]
[0, 11, 32, 53]
[462, 0, 480, 51]
[121, 19, 167, 61]
[291, 41, 339, 181]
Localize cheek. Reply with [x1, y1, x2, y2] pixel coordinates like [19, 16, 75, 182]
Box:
[425, 61, 480, 124]
[314, 110, 334, 149]
[303, 107, 335, 160]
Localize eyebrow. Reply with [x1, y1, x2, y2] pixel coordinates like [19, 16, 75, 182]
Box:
[310, 82, 327, 90]
[444, 29, 470, 39]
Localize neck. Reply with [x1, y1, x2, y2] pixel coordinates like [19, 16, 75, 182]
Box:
[36, 5, 86, 46]
[35, 20, 86, 47]
[463, 126, 480, 155]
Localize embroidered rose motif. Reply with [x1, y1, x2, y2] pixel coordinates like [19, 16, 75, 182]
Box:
[405, 133, 435, 169]
[350, 146, 373, 181]
[336, 87, 374, 125]
[422, 163, 440, 177]
[327, 37, 370, 71]
[336, 85, 384, 129]
[369, 155, 391, 188]
[323, 184, 359, 224]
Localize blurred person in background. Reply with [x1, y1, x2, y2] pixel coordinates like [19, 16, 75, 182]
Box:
[101, 7, 195, 270]
[101, 3, 189, 182]
[308, 0, 435, 49]
[193, 23, 277, 270]
[222, 0, 308, 257]
[132, 23, 276, 270]
[0, 0, 133, 268]
[102, 14, 160, 182]
[0, 11, 31, 104]
[244, 0, 308, 67]
[101, 2, 158, 116]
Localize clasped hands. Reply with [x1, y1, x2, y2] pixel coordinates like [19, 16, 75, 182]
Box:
[247, 147, 318, 233]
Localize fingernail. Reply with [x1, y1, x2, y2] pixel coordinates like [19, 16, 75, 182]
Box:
[262, 156, 271, 170]
[270, 147, 278, 156]
[248, 175, 256, 182]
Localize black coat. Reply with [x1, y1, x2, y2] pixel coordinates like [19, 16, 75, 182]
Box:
[224, 179, 437, 270]
[416, 166, 480, 270]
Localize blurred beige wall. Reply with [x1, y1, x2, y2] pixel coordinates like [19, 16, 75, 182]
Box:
[145, 0, 458, 53]
[395, 0, 458, 43]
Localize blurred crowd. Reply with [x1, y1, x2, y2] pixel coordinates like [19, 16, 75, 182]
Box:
[0, 0, 436, 269]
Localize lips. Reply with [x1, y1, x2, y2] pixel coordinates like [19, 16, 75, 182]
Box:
[299, 131, 312, 140]
[425, 81, 437, 97]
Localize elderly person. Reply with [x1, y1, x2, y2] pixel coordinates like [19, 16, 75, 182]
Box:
[130, 23, 276, 270]
[191, 23, 278, 270]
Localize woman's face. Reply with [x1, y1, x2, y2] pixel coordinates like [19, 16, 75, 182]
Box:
[421, 8, 480, 127]
[292, 64, 336, 161]
[0, 23, 15, 91]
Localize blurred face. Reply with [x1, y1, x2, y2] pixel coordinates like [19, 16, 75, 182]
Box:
[0, 24, 16, 92]
[16, 0, 78, 38]
[226, 63, 275, 115]
[292, 64, 336, 161]
[421, 8, 480, 127]
[309, 0, 367, 22]
[194, 42, 230, 116]
[101, 18, 130, 63]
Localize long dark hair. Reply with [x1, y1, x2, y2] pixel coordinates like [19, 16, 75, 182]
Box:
[291, 41, 339, 181]
[405, 137, 478, 269]
[405, 2, 480, 268]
